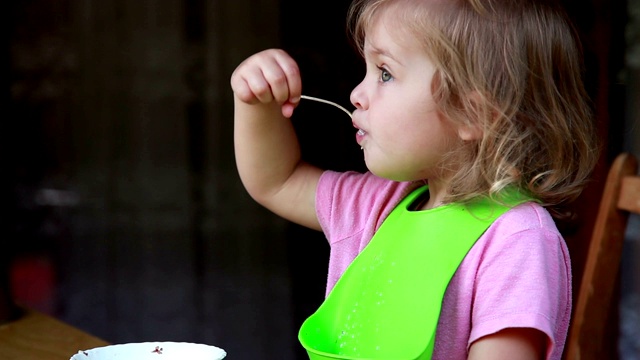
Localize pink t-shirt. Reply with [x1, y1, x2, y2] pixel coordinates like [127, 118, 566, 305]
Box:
[316, 170, 572, 360]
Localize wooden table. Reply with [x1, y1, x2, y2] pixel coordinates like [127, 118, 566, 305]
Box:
[0, 309, 109, 360]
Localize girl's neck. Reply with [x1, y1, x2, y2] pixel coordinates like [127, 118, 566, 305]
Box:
[419, 179, 448, 210]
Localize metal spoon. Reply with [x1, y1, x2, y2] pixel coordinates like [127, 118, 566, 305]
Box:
[300, 95, 353, 119]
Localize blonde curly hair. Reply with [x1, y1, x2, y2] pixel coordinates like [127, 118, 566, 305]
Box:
[348, 0, 599, 218]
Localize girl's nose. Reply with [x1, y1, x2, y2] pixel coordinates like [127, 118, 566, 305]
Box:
[350, 81, 367, 111]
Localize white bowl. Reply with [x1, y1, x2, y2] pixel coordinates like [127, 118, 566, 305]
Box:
[70, 342, 227, 359]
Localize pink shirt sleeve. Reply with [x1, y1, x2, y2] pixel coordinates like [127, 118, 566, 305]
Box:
[434, 203, 572, 360]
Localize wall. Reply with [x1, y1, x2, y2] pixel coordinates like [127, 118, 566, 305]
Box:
[7, 0, 639, 359]
[9, 0, 298, 359]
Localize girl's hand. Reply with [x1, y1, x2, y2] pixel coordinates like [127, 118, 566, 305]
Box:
[230, 49, 302, 118]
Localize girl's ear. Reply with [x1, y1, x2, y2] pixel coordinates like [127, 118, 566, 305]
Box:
[456, 91, 485, 141]
[456, 123, 483, 141]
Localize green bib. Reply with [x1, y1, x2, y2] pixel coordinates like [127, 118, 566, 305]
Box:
[299, 186, 521, 360]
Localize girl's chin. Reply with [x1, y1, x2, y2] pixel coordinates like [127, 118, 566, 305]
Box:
[364, 165, 396, 181]
[366, 164, 424, 182]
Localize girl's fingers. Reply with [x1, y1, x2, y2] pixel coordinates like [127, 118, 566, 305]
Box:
[281, 101, 296, 118]
[236, 57, 284, 104]
[260, 53, 300, 105]
[274, 51, 302, 104]
[231, 66, 263, 104]
[231, 49, 302, 109]
[246, 72, 275, 103]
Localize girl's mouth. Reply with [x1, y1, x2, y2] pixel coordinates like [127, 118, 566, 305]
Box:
[355, 128, 366, 147]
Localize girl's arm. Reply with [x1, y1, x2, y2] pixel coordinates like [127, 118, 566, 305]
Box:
[468, 328, 546, 360]
[231, 49, 322, 231]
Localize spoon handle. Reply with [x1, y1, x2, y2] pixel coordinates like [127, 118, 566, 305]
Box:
[300, 95, 353, 119]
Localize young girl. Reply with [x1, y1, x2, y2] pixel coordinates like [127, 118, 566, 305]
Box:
[231, 0, 597, 359]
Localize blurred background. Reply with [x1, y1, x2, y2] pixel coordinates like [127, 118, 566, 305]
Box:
[4, 0, 639, 359]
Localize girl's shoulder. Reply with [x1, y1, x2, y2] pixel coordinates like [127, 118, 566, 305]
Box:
[472, 201, 569, 267]
[491, 201, 561, 237]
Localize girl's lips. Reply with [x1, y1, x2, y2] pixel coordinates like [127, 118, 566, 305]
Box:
[353, 119, 366, 146]
[355, 127, 366, 145]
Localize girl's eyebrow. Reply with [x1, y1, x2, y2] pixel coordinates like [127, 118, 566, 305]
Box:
[365, 44, 403, 66]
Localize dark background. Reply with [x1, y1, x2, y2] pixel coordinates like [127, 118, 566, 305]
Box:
[5, 0, 635, 359]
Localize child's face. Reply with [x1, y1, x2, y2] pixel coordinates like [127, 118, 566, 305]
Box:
[350, 13, 461, 183]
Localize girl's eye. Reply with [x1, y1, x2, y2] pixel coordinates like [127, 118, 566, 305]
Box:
[378, 67, 393, 82]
